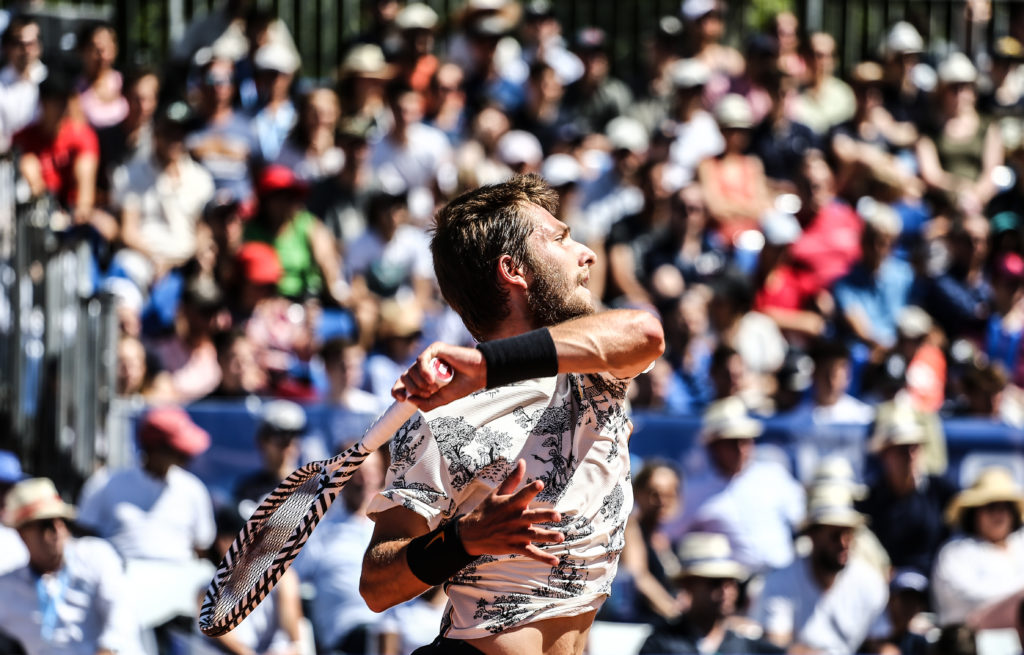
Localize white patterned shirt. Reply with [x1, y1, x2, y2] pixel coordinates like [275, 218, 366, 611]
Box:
[367, 372, 634, 639]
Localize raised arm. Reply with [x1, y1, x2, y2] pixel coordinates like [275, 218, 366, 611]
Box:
[393, 309, 665, 411]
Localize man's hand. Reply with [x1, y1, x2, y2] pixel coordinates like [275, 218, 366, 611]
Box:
[392, 342, 487, 411]
[458, 459, 564, 567]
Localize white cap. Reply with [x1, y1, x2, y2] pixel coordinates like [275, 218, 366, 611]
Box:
[670, 58, 712, 89]
[760, 210, 802, 246]
[102, 276, 145, 312]
[253, 42, 301, 75]
[605, 116, 649, 153]
[858, 197, 902, 236]
[681, 0, 716, 21]
[886, 21, 924, 55]
[260, 399, 307, 433]
[497, 130, 543, 166]
[897, 305, 933, 339]
[700, 397, 763, 444]
[541, 154, 582, 187]
[713, 93, 754, 129]
[396, 3, 439, 30]
[938, 52, 977, 85]
[467, 0, 508, 10]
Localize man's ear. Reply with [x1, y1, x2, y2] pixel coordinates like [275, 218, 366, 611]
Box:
[497, 254, 528, 290]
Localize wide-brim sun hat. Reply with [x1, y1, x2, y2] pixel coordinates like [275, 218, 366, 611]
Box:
[675, 532, 748, 581]
[867, 406, 928, 453]
[945, 467, 1024, 525]
[800, 484, 867, 532]
[700, 397, 763, 444]
[3, 477, 76, 529]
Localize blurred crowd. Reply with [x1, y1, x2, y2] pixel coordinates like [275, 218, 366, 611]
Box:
[3, 0, 1024, 653]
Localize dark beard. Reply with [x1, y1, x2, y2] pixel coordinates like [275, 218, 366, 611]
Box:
[524, 251, 594, 328]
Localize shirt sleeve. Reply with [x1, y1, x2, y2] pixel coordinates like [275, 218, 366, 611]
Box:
[89, 540, 141, 654]
[755, 572, 795, 643]
[192, 481, 217, 551]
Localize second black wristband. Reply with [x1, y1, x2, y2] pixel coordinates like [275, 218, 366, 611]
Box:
[476, 327, 559, 388]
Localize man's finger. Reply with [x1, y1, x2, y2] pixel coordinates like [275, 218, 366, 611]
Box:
[497, 459, 526, 496]
[521, 544, 559, 567]
[522, 509, 561, 524]
[509, 479, 544, 507]
[526, 527, 565, 544]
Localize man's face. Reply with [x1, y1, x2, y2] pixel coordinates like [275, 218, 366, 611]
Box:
[523, 205, 597, 328]
[128, 74, 160, 123]
[707, 438, 753, 478]
[6, 23, 41, 72]
[683, 576, 739, 619]
[810, 524, 854, 572]
[880, 443, 920, 486]
[18, 517, 68, 573]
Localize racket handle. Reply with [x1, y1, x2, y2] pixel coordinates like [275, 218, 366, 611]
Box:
[359, 358, 452, 452]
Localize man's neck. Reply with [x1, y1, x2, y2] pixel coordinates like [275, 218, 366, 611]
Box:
[686, 610, 725, 638]
[810, 558, 841, 591]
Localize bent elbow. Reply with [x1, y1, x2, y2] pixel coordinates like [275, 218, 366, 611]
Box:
[359, 576, 389, 613]
[634, 311, 666, 360]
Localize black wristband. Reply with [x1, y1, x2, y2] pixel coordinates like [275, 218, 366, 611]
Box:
[476, 327, 558, 388]
[406, 515, 477, 586]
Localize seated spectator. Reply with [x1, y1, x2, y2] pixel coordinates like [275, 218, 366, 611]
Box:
[680, 0, 743, 102]
[346, 190, 435, 306]
[753, 210, 827, 339]
[150, 276, 225, 402]
[749, 69, 819, 189]
[890, 307, 947, 412]
[366, 298, 425, 406]
[932, 467, 1024, 626]
[203, 188, 251, 292]
[697, 94, 771, 243]
[832, 203, 914, 351]
[307, 117, 375, 245]
[923, 213, 991, 342]
[864, 569, 933, 655]
[669, 397, 805, 573]
[756, 486, 889, 653]
[793, 339, 875, 425]
[645, 183, 725, 287]
[985, 253, 1024, 387]
[203, 505, 303, 655]
[275, 87, 345, 182]
[793, 32, 856, 135]
[857, 407, 956, 574]
[579, 116, 648, 240]
[917, 53, 1003, 215]
[0, 16, 46, 153]
[640, 532, 783, 654]
[979, 36, 1024, 118]
[0, 478, 143, 655]
[111, 102, 216, 284]
[186, 55, 258, 197]
[880, 22, 929, 128]
[336, 44, 394, 144]
[244, 165, 347, 305]
[251, 41, 300, 163]
[621, 461, 684, 623]
[511, 61, 572, 152]
[425, 61, 469, 144]
[205, 329, 267, 399]
[0, 451, 28, 575]
[293, 450, 387, 654]
[75, 23, 129, 130]
[666, 58, 724, 182]
[78, 406, 215, 562]
[96, 68, 160, 201]
[234, 399, 307, 505]
[394, 3, 440, 94]
[321, 337, 383, 413]
[563, 27, 633, 134]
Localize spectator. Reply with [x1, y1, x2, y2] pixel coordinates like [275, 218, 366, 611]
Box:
[495, 129, 544, 175]
[880, 21, 929, 128]
[234, 399, 306, 505]
[793, 32, 856, 135]
[932, 467, 1024, 626]
[698, 94, 772, 243]
[186, 55, 258, 197]
[580, 116, 648, 243]
[0, 15, 45, 153]
[96, 68, 160, 199]
[336, 44, 394, 143]
[321, 337, 384, 413]
[111, 102, 215, 285]
[986, 253, 1024, 386]
[172, 0, 298, 69]
[150, 275, 225, 402]
[563, 27, 633, 134]
[865, 569, 932, 655]
[275, 86, 344, 182]
[669, 397, 805, 573]
[666, 58, 724, 182]
[639, 532, 783, 654]
[923, 213, 991, 342]
[917, 53, 1003, 215]
[425, 61, 469, 144]
[293, 450, 387, 654]
[375, 585, 449, 655]
[645, 183, 724, 287]
[393, 3, 440, 93]
[78, 406, 215, 562]
[888, 306, 947, 412]
[753, 210, 826, 339]
[0, 451, 28, 575]
[512, 61, 571, 151]
[251, 41, 300, 163]
[244, 164, 346, 305]
[621, 461, 683, 623]
[365, 298, 425, 406]
[455, 105, 514, 190]
[857, 406, 956, 574]
[75, 23, 129, 129]
[680, 0, 743, 103]
[980, 36, 1024, 119]
[204, 505, 303, 655]
[756, 485, 889, 653]
[206, 329, 267, 399]
[0, 478, 143, 655]
[790, 340, 872, 426]
[749, 69, 819, 188]
[307, 117, 375, 245]
[773, 11, 807, 81]
[832, 202, 914, 351]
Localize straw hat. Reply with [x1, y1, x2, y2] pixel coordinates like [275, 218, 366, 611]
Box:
[339, 44, 394, 80]
[868, 405, 927, 453]
[378, 298, 424, 339]
[3, 478, 76, 529]
[801, 484, 867, 532]
[675, 532, 748, 581]
[810, 456, 867, 500]
[945, 467, 1024, 525]
[700, 397, 763, 444]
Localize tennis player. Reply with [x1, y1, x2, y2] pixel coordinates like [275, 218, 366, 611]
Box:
[360, 174, 665, 655]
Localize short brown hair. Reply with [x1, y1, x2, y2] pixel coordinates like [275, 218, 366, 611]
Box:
[431, 174, 558, 340]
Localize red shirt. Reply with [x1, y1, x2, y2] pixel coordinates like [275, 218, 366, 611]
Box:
[789, 200, 863, 293]
[755, 264, 819, 312]
[12, 118, 99, 207]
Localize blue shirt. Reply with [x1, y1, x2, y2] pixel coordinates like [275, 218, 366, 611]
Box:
[833, 258, 915, 347]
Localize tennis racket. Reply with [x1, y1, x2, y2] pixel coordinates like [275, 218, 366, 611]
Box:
[198, 359, 452, 637]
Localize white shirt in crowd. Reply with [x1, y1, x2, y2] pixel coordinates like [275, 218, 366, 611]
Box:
[77, 465, 216, 561]
[669, 110, 725, 180]
[795, 394, 876, 426]
[110, 154, 215, 269]
[756, 554, 889, 654]
[345, 224, 435, 289]
[292, 506, 380, 649]
[0, 525, 28, 575]
[274, 142, 345, 182]
[370, 122, 455, 198]
[931, 529, 1024, 626]
[670, 457, 806, 572]
[367, 372, 635, 640]
[0, 537, 144, 655]
[0, 60, 46, 152]
[375, 594, 448, 655]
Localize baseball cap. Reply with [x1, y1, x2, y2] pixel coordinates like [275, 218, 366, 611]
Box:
[236, 242, 284, 286]
[0, 451, 25, 485]
[496, 130, 543, 167]
[606, 116, 649, 153]
[713, 94, 754, 129]
[257, 164, 310, 197]
[575, 27, 607, 53]
[139, 406, 211, 457]
[395, 3, 438, 31]
[681, 0, 716, 21]
[890, 568, 929, 595]
[937, 52, 977, 85]
[254, 42, 301, 75]
[700, 397, 763, 444]
[3, 478, 76, 529]
[670, 58, 711, 90]
[885, 21, 924, 55]
[996, 252, 1024, 280]
[897, 306, 932, 340]
[760, 209, 802, 246]
[541, 154, 583, 188]
[260, 399, 307, 434]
